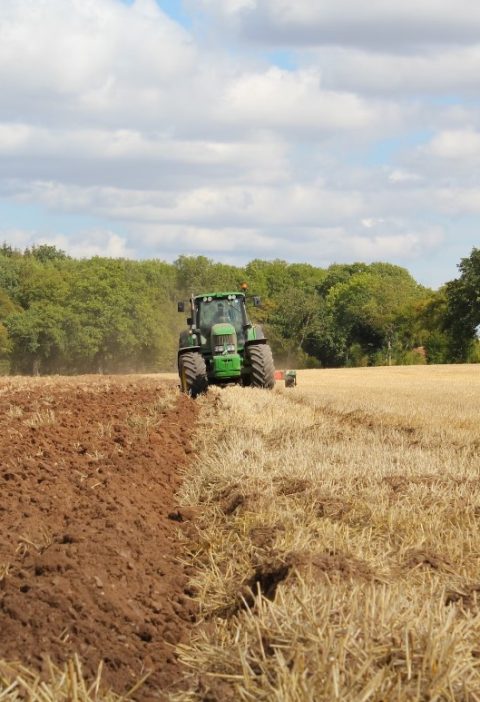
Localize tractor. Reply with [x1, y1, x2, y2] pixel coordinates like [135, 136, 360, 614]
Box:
[177, 287, 275, 396]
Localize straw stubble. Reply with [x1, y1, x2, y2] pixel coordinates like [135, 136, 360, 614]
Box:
[174, 365, 480, 701]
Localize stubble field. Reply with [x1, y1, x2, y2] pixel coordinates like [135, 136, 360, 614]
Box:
[1, 365, 480, 700]
[175, 364, 480, 701]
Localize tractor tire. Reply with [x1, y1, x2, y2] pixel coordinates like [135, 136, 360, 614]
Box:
[179, 352, 208, 398]
[246, 343, 275, 389]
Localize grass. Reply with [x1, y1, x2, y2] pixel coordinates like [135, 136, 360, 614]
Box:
[172, 364, 480, 700]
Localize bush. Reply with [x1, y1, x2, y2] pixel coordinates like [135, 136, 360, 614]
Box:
[400, 349, 427, 365]
[467, 340, 480, 363]
[424, 331, 449, 364]
[347, 343, 369, 367]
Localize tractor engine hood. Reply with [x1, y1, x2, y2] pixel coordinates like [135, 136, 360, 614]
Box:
[211, 322, 237, 355]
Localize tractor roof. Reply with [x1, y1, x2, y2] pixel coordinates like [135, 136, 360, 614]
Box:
[194, 292, 245, 301]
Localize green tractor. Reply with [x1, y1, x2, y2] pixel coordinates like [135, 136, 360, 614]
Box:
[177, 288, 275, 396]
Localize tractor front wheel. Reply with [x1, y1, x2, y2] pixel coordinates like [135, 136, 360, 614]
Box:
[179, 352, 208, 398]
[246, 343, 275, 389]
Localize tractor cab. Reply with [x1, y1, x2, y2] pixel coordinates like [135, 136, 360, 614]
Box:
[194, 293, 249, 349]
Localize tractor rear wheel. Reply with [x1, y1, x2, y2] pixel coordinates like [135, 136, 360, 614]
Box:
[179, 352, 208, 398]
[246, 343, 275, 389]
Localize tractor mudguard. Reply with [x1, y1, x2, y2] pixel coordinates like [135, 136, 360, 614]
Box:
[179, 329, 201, 354]
[244, 325, 267, 346]
[178, 345, 201, 359]
[244, 337, 268, 346]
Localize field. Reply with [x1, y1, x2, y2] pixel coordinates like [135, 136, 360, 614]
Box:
[1, 366, 480, 700]
[0, 376, 197, 699]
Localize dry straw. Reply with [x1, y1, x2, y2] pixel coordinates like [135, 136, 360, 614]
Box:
[173, 365, 480, 701]
[0, 656, 146, 701]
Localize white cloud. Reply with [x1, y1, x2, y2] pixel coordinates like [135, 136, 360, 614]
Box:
[0, 229, 34, 251]
[133, 219, 445, 266]
[388, 170, 422, 184]
[220, 67, 378, 131]
[433, 187, 480, 214]
[0, 0, 196, 128]
[345, 230, 443, 261]
[0, 125, 290, 187]
[0, 227, 132, 259]
[361, 218, 384, 228]
[425, 129, 480, 160]
[204, 0, 256, 14]
[307, 46, 480, 96]
[196, 0, 480, 50]
[54, 231, 134, 259]
[9, 180, 364, 228]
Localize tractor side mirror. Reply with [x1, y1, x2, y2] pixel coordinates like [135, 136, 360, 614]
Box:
[177, 301, 185, 313]
[187, 316, 193, 326]
[253, 296, 261, 307]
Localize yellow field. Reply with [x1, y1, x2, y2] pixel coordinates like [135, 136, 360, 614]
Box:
[175, 364, 480, 701]
[296, 365, 480, 433]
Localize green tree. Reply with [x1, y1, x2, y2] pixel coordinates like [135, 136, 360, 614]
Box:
[324, 266, 425, 366]
[64, 258, 170, 373]
[302, 301, 346, 367]
[245, 259, 294, 299]
[0, 289, 21, 373]
[444, 248, 480, 361]
[411, 291, 449, 364]
[316, 263, 369, 297]
[268, 287, 320, 365]
[0, 243, 22, 258]
[25, 244, 69, 263]
[5, 302, 67, 374]
[0, 253, 22, 302]
[174, 255, 243, 295]
[0, 322, 10, 358]
[16, 258, 69, 308]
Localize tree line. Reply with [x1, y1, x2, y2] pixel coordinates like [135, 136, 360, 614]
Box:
[0, 243, 478, 375]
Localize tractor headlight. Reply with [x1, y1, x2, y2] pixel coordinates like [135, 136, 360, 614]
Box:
[213, 343, 236, 354]
[212, 332, 237, 355]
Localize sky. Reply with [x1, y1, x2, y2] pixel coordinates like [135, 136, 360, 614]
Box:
[0, 0, 479, 288]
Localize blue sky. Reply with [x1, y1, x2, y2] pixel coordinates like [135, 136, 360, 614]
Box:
[123, 0, 191, 27]
[1, 0, 479, 287]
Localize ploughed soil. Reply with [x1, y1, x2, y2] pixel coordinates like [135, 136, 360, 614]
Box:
[0, 375, 198, 698]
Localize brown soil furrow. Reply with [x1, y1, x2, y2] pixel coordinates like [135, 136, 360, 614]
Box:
[0, 376, 197, 698]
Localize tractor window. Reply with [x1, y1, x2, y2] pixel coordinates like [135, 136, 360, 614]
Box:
[197, 297, 246, 342]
